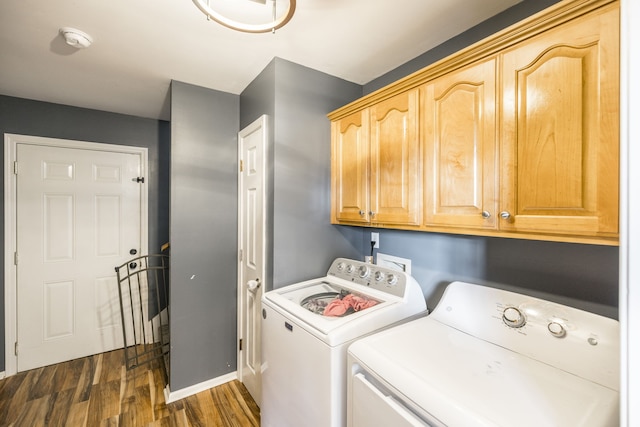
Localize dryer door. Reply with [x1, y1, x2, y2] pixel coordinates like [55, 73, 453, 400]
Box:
[351, 373, 432, 427]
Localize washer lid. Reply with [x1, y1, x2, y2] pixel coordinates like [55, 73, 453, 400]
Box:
[349, 317, 619, 427]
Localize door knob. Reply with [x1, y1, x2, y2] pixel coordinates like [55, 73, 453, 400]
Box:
[129, 249, 137, 255]
[129, 262, 138, 269]
[247, 278, 261, 293]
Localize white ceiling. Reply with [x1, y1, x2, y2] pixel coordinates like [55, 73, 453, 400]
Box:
[0, 0, 520, 121]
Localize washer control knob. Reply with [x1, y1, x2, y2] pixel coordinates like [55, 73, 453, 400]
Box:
[548, 321, 566, 338]
[502, 306, 526, 328]
[346, 264, 355, 273]
[374, 270, 385, 282]
[386, 273, 398, 286]
[336, 262, 345, 271]
[358, 265, 370, 279]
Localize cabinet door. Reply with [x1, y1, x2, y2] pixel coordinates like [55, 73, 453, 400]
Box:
[370, 89, 421, 226]
[500, 4, 619, 238]
[331, 109, 370, 223]
[423, 58, 497, 229]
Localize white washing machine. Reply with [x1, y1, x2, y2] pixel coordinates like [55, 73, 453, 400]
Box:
[261, 257, 428, 427]
[347, 281, 620, 426]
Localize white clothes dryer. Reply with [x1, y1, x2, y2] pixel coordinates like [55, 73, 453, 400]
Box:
[261, 258, 427, 427]
[347, 281, 620, 426]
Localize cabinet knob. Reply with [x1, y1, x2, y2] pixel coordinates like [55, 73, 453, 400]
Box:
[499, 211, 512, 220]
[481, 211, 491, 219]
[359, 210, 365, 216]
[369, 211, 376, 218]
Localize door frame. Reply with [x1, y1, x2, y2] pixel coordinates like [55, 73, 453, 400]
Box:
[3, 133, 149, 377]
[236, 115, 268, 392]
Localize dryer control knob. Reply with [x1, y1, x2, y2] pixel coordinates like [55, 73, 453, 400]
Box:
[346, 264, 355, 273]
[502, 306, 526, 328]
[548, 321, 566, 338]
[386, 273, 398, 286]
[374, 270, 385, 282]
[358, 265, 370, 279]
[337, 262, 345, 271]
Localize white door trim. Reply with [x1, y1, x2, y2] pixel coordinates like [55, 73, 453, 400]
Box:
[4, 133, 149, 377]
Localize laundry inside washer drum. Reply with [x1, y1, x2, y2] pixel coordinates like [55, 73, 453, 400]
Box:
[301, 289, 379, 317]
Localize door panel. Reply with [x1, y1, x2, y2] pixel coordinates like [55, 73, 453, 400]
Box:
[44, 194, 74, 261]
[95, 195, 121, 256]
[44, 280, 74, 340]
[16, 143, 142, 372]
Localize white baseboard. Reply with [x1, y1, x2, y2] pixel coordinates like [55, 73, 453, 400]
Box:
[164, 371, 238, 403]
[0, 371, 5, 380]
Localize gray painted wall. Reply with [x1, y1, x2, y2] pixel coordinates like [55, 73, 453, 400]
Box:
[0, 94, 169, 372]
[364, 230, 618, 318]
[240, 58, 363, 290]
[364, 0, 563, 94]
[169, 81, 239, 390]
[356, 0, 619, 318]
[240, 61, 276, 291]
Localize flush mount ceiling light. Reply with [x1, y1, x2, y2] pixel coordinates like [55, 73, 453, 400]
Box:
[192, 0, 295, 33]
[59, 27, 93, 48]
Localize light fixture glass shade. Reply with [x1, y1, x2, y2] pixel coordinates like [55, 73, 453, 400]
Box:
[192, 0, 296, 33]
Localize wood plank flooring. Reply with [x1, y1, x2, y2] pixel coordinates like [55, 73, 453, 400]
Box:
[0, 349, 260, 426]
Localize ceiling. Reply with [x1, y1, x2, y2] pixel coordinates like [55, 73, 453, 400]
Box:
[0, 0, 521, 121]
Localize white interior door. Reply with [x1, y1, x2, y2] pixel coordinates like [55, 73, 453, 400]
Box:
[14, 141, 143, 372]
[237, 115, 267, 405]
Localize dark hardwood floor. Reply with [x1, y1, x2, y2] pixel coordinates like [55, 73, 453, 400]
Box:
[0, 349, 260, 426]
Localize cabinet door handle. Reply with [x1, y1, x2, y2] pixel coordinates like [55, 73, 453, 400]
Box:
[481, 211, 491, 219]
[499, 211, 512, 220]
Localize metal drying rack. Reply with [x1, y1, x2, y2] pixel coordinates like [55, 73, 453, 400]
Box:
[115, 254, 170, 380]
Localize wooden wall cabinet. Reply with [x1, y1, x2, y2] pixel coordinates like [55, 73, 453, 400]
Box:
[331, 109, 370, 224]
[422, 58, 498, 230]
[498, 4, 619, 239]
[331, 89, 420, 226]
[329, 0, 619, 245]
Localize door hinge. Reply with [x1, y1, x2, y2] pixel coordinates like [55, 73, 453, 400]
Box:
[14, 342, 18, 356]
[239, 338, 243, 351]
[239, 160, 243, 172]
[133, 177, 145, 183]
[14, 252, 18, 265]
[13, 161, 18, 175]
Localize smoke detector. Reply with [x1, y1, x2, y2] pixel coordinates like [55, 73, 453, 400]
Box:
[59, 27, 93, 49]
